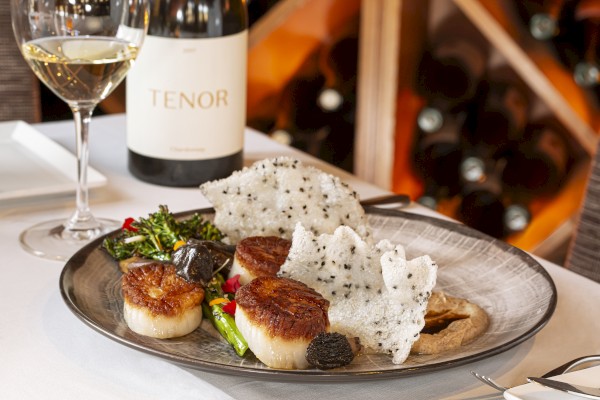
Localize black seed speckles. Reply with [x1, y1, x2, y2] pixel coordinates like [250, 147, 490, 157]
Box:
[343, 264, 351, 270]
[407, 273, 413, 279]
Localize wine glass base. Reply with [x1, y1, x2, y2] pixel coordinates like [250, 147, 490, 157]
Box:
[19, 218, 121, 262]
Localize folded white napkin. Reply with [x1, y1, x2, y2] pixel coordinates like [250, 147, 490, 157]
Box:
[504, 365, 600, 400]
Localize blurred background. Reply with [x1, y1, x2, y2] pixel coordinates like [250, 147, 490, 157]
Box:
[6, 0, 600, 264]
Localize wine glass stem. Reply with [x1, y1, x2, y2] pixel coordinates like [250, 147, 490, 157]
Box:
[66, 104, 99, 231]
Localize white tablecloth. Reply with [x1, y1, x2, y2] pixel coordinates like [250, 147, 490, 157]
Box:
[1, 114, 599, 399]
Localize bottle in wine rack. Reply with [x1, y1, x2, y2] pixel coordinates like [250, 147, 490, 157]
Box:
[457, 162, 507, 239]
[269, 72, 331, 157]
[414, 12, 488, 132]
[458, 157, 533, 238]
[316, 32, 359, 115]
[573, 0, 600, 87]
[528, 0, 569, 40]
[465, 66, 530, 159]
[413, 111, 466, 201]
[314, 30, 359, 171]
[417, 180, 445, 210]
[126, 0, 248, 187]
[515, 0, 584, 71]
[502, 191, 533, 235]
[501, 117, 572, 196]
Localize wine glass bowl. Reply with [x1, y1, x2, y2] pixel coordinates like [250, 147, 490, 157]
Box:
[11, 0, 148, 261]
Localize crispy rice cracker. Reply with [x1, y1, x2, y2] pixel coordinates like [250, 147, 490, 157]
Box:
[278, 224, 437, 364]
[200, 157, 371, 244]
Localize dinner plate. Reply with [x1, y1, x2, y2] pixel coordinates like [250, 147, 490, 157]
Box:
[60, 207, 557, 382]
[0, 120, 106, 202]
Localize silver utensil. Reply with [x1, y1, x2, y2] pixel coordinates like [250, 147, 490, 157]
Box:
[471, 371, 509, 392]
[527, 377, 600, 399]
[360, 194, 411, 208]
[471, 355, 600, 393]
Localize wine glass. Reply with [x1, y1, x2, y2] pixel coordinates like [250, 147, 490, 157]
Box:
[12, 0, 148, 261]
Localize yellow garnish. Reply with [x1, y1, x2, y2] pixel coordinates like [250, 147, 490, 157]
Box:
[209, 298, 230, 306]
[173, 240, 186, 251]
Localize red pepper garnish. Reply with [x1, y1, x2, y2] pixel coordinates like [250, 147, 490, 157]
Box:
[222, 274, 241, 293]
[122, 217, 138, 232]
[222, 300, 236, 315]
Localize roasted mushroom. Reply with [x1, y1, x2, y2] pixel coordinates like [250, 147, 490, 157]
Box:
[305, 332, 361, 370]
[172, 240, 235, 286]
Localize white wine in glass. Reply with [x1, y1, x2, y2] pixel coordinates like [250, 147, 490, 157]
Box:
[12, 0, 148, 261]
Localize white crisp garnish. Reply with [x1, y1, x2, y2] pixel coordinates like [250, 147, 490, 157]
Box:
[199, 157, 371, 244]
[278, 224, 437, 364]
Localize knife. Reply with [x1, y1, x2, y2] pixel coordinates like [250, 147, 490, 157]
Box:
[527, 377, 600, 399]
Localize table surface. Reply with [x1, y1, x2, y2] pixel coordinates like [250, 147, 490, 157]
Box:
[2, 114, 599, 400]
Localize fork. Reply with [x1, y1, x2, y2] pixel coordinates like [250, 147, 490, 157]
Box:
[471, 371, 509, 392]
[471, 355, 600, 393]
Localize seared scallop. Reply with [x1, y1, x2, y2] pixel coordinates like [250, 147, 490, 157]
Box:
[235, 276, 329, 369]
[122, 263, 204, 339]
[229, 236, 291, 285]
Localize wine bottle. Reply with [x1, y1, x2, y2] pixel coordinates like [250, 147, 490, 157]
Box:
[528, 0, 568, 40]
[515, 1, 584, 70]
[315, 30, 359, 171]
[414, 12, 488, 133]
[573, 0, 600, 87]
[316, 32, 359, 114]
[458, 156, 533, 238]
[458, 181, 506, 238]
[457, 159, 506, 238]
[465, 66, 530, 159]
[269, 72, 331, 157]
[416, 12, 488, 106]
[501, 117, 571, 196]
[412, 111, 466, 200]
[126, 0, 248, 187]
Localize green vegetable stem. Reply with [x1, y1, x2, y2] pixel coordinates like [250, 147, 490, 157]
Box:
[203, 274, 248, 357]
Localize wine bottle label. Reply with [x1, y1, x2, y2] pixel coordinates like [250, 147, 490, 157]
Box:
[126, 31, 248, 160]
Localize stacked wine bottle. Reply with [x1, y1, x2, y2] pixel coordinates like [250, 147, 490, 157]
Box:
[412, 11, 575, 239]
[514, 0, 600, 94]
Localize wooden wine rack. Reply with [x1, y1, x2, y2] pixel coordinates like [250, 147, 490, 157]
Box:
[353, 0, 600, 259]
[220, 0, 600, 261]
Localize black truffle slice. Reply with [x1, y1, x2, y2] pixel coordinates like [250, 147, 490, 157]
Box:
[305, 332, 361, 370]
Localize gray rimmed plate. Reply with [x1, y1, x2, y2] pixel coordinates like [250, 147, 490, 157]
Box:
[59, 207, 557, 382]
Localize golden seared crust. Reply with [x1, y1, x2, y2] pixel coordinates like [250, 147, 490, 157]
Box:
[236, 276, 329, 340]
[411, 292, 489, 355]
[235, 236, 291, 277]
[122, 263, 204, 317]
